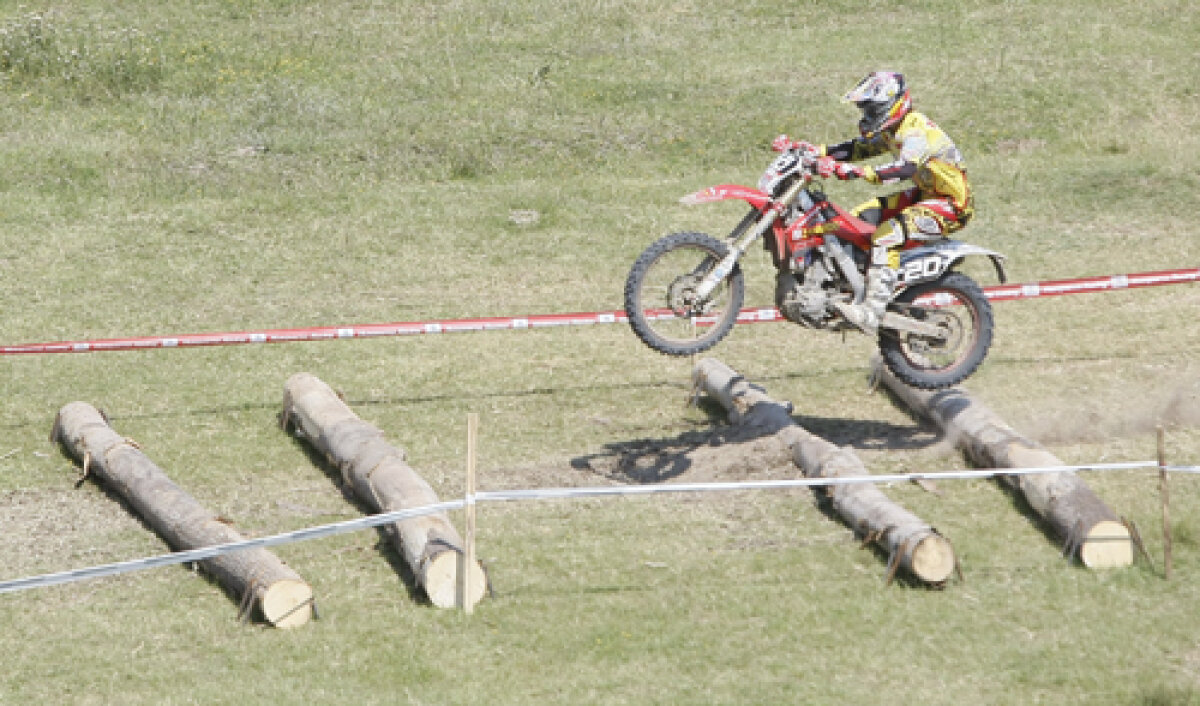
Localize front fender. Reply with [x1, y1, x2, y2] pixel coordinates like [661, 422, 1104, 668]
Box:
[899, 240, 1008, 285]
[679, 184, 771, 210]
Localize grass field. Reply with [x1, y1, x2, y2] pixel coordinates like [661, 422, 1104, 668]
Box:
[2, 1, 1199, 703]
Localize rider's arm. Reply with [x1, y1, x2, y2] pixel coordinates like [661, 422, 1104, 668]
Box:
[824, 135, 888, 162]
[861, 159, 918, 185]
[844, 129, 923, 184]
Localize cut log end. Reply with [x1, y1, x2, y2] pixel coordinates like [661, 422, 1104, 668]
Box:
[910, 535, 957, 584]
[423, 551, 487, 610]
[1079, 520, 1134, 569]
[260, 579, 315, 629]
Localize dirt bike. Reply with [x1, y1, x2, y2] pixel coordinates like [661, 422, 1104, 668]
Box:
[623, 144, 1007, 390]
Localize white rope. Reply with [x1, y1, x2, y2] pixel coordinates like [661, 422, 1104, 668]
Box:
[475, 461, 1164, 503]
[0, 500, 463, 595]
[2, 460, 1195, 595]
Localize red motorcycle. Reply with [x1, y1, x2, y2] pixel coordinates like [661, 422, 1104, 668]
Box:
[623, 145, 1007, 389]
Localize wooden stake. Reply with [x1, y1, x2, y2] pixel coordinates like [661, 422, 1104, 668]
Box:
[460, 413, 479, 613]
[688, 318, 698, 373]
[1158, 426, 1172, 580]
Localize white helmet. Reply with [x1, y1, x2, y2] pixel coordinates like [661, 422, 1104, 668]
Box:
[843, 71, 911, 138]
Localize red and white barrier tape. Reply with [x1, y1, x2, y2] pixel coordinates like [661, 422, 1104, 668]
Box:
[2, 267, 1196, 356]
[0, 312, 628, 355]
[984, 268, 1200, 302]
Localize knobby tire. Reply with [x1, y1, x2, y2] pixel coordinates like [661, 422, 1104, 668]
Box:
[623, 232, 745, 357]
[878, 272, 994, 390]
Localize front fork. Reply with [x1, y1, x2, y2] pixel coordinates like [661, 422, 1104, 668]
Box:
[692, 180, 805, 301]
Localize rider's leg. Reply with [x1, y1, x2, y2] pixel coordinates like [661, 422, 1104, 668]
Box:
[906, 198, 970, 240]
[835, 220, 904, 333]
[837, 191, 917, 334]
[837, 196, 967, 333]
[850, 197, 886, 227]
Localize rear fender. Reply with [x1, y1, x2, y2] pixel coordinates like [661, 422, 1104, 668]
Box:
[679, 185, 771, 210]
[897, 240, 1008, 286]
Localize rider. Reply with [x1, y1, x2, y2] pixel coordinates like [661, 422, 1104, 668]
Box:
[775, 71, 973, 334]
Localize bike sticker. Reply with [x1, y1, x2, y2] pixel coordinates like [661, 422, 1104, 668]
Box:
[897, 253, 950, 284]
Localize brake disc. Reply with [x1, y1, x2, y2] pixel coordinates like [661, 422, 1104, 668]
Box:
[667, 274, 707, 316]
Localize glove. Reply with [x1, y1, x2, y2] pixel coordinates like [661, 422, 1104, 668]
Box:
[772, 135, 821, 156]
[816, 156, 863, 180]
[833, 162, 864, 180]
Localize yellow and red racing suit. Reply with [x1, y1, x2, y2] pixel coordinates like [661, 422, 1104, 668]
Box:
[824, 110, 973, 269]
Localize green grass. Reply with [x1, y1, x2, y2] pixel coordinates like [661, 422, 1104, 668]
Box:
[2, 0, 1199, 703]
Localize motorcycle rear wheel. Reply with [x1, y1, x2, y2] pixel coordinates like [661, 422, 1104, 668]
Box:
[878, 272, 994, 390]
[624, 231, 745, 357]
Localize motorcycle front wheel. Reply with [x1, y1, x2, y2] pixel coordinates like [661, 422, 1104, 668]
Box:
[624, 231, 745, 357]
[878, 272, 994, 390]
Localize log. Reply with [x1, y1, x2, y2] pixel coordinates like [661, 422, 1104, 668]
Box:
[281, 373, 486, 609]
[694, 358, 956, 585]
[51, 402, 314, 628]
[877, 362, 1133, 568]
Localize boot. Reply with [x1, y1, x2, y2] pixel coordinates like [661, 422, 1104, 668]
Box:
[835, 265, 897, 334]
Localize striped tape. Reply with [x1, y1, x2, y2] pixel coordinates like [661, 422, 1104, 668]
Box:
[0, 313, 632, 355]
[2, 268, 1196, 355]
[984, 268, 1200, 302]
[4, 460, 1198, 595]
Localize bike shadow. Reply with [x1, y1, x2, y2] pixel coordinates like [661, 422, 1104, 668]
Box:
[570, 395, 942, 485]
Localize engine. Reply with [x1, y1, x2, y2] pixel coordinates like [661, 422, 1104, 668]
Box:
[775, 265, 834, 328]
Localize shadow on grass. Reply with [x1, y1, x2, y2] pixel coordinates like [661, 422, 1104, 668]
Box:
[570, 393, 941, 485]
[566, 395, 951, 589]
